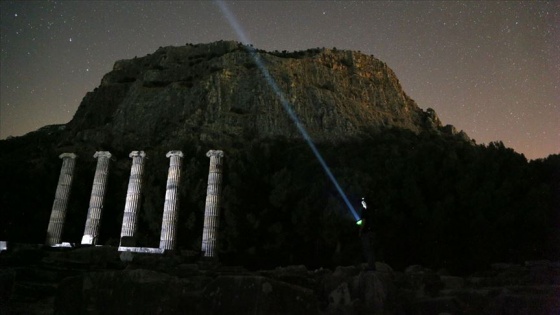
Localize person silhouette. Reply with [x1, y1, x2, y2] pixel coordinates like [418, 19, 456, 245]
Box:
[358, 197, 376, 271]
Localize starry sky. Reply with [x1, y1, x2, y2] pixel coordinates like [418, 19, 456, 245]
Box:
[1, 1, 558, 160]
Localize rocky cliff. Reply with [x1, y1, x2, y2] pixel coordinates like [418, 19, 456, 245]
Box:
[63, 40, 463, 149]
[1, 246, 559, 315]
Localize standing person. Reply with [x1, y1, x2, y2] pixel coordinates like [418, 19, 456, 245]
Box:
[358, 197, 376, 271]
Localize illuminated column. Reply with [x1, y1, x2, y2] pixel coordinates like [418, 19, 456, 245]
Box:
[119, 151, 146, 246]
[45, 153, 77, 246]
[81, 151, 112, 245]
[201, 150, 225, 258]
[159, 151, 183, 250]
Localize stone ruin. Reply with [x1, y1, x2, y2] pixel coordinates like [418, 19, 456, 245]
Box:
[42, 149, 225, 259]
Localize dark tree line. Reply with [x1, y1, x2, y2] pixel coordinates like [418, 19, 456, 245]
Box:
[216, 129, 559, 274]
[1, 128, 558, 274]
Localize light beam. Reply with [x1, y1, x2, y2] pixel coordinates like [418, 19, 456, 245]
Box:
[215, 1, 360, 221]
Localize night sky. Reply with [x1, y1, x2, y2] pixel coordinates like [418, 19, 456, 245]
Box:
[1, 1, 558, 160]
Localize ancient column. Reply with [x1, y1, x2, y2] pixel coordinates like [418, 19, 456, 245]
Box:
[45, 153, 77, 246]
[201, 150, 225, 258]
[119, 151, 146, 247]
[159, 151, 183, 250]
[81, 151, 112, 245]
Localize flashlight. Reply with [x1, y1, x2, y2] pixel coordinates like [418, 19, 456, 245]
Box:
[356, 219, 363, 226]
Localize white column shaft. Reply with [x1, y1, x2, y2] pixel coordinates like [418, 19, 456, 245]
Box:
[159, 151, 183, 250]
[201, 150, 224, 258]
[46, 153, 77, 246]
[81, 151, 111, 245]
[119, 151, 146, 246]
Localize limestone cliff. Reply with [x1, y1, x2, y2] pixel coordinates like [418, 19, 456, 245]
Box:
[65, 40, 460, 149]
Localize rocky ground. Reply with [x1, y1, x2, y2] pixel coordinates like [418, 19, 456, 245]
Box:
[0, 244, 559, 315]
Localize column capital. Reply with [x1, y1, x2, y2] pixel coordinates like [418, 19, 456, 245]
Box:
[129, 151, 146, 158]
[93, 151, 112, 159]
[166, 150, 183, 158]
[59, 153, 77, 159]
[206, 150, 224, 158]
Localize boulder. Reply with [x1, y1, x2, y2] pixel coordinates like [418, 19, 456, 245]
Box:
[44, 245, 121, 268]
[440, 276, 465, 291]
[322, 264, 398, 314]
[54, 268, 319, 315]
[55, 269, 204, 315]
[258, 265, 318, 290]
[408, 296, 463, 315]
[0, 268, 16, 311]
[484, 286, 560, 315]
[399, 265, 444, 298]
[203, 275, 318, 314]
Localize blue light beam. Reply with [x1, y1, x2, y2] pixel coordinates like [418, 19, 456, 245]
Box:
[215, 1, 360, 221]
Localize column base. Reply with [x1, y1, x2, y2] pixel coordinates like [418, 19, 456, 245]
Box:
[117, 246, 166, 254]
[81, 235, 94, 245]
[48, 242, 75, 248]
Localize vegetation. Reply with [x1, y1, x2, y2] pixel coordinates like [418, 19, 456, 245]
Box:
[216, 129, 559, 274]
[1, 128, 558, 275]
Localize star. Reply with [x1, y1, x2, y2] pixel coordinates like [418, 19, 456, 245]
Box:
[0, 1, 557, 159]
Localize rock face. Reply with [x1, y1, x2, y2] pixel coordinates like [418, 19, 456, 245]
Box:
[65, 40, 452, 148]
[1, 246, 559, 315]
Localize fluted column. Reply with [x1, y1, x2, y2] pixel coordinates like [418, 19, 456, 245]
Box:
[201, 150, 225, 258]
[159, 151, 183, 250]
[119, 151, 146, 247]
[81, 151, 112, 245]
[45, 153, 77, 246]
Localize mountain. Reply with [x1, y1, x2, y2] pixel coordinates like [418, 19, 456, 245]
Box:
[62, 40, 466, 150]
[1, 41, 557, 273]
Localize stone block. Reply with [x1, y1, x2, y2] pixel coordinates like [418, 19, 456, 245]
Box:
[440, 275, 465, 290]
[203, 275, 318, 314]
[55, 269, 203, 315]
